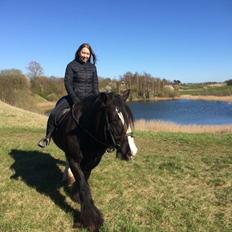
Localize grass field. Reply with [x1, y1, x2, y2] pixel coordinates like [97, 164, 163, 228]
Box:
[179, 83, 232, 96]
[0, 101, 232, 231]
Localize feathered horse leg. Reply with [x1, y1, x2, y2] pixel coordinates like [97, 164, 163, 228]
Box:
[67, 155, 104, 232]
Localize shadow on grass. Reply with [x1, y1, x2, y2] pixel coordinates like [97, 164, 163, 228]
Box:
[9, 149, 80, 224]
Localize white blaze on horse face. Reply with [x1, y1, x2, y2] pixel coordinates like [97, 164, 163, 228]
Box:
[116, 108, 138, 156]
[127, 125, 138, 156]
[117, 110, 125, 125]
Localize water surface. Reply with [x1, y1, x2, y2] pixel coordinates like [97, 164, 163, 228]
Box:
[128, 99, 232, 125]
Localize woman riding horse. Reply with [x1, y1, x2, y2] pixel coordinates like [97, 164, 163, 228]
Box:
[38, 43, 138, 231]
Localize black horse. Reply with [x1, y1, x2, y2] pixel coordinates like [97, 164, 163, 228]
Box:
[52, 90, 137, 232]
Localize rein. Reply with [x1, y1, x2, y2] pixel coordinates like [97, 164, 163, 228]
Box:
[71, 106, 119, 152]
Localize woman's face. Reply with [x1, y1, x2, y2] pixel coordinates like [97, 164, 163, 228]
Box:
[79, 47, 90, 63]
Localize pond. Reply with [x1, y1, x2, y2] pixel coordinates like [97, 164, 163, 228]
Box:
[128, 99, 232, 125]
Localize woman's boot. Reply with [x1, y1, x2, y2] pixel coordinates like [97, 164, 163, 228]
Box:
[38, 115, 55, 148]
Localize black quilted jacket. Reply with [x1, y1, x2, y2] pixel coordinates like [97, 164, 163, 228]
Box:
[64, 59, 99, 104]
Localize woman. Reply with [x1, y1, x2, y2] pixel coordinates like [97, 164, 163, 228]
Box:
[38, 43, 99, 148]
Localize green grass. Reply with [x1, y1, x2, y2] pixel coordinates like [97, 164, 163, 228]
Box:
[0, 127, 232, 231]
[179, 83, 232, 96]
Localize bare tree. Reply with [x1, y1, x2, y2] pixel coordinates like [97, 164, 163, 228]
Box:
[27, 60, 44, 78]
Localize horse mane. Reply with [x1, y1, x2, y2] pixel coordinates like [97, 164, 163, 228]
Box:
[113, 93, 134, 129]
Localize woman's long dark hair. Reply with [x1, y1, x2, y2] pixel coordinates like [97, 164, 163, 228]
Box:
[75, 43, 97, 64]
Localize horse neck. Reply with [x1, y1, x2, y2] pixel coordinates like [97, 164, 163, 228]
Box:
[80, 107, 106, 137]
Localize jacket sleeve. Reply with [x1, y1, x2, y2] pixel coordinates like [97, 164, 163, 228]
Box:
[93, 65, 99, 95]
[64, 64, 80, 104]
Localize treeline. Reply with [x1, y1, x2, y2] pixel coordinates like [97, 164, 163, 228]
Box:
[0, 69, 69, 103]
[0, 68, 178, 110]
[118, 72, 178, 101]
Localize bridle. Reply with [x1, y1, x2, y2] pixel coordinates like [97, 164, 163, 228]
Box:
[105, 111, 134, 152]
[72, 105, 133, 153]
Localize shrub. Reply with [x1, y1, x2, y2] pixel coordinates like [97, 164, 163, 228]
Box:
[0, 69, 30, 105]
[30, 76, 66, 100]
[225, 79, 232, 86]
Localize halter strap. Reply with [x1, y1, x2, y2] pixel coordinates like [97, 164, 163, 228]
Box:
[105, 112, 121, 150]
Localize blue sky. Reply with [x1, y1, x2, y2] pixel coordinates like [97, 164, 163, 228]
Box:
[0, 0, 231, 83]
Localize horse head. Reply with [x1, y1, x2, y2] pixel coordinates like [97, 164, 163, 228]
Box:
[97, 90, 138, 160]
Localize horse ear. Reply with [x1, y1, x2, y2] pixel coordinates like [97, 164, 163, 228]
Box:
[121, 89, 130, 101]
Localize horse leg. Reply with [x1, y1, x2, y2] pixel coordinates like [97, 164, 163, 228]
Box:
[63, 157, 101, 205]
[67, 156, 104, 232]
[62, 158, 75, 186]
[62, 159, 80, 203]
[63, 159, 92, 203]
[82, 154, 103, 182]
[63, 152, 103, 184]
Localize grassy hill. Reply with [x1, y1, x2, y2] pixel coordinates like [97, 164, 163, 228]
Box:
[0, 100, 47, 129]
[0, 101, 231, 231]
